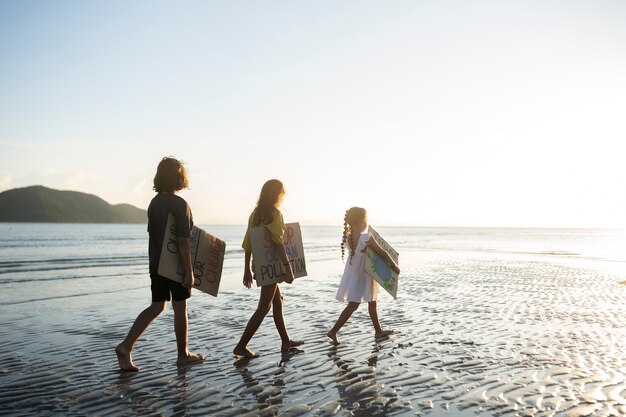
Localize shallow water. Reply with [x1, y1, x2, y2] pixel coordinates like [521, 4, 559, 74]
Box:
[1, 224, 626, 416]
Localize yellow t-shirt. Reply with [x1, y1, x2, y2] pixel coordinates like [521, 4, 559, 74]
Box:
[241, 209, 285, 252]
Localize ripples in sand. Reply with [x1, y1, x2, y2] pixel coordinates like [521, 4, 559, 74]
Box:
[2, 247, 626, 416]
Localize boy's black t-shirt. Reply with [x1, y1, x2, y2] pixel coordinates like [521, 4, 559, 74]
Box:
[147, 193, 194, 276]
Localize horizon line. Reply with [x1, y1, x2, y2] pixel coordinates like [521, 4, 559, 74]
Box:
[1, 221, 624, 231]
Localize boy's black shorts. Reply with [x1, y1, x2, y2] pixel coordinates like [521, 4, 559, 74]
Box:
[150, 274, 192, 302]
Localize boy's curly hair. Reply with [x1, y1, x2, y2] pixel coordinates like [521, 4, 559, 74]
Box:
[153, 156, 189, 193]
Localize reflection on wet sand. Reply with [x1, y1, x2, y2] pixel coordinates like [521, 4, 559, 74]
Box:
[328, 340, 398, 417]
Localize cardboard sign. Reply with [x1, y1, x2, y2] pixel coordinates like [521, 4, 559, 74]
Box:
[249, 222, 307, 286]
[158, 213, 225, 297]
[364, 226, 399, 299]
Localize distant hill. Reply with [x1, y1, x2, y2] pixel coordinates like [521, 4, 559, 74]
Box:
[0, 186, 147, 223]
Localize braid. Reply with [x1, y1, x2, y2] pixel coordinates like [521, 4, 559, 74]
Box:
[348, 231, 357, 264]
[341, 218, 349, 261]
[341, 207, 366, 264]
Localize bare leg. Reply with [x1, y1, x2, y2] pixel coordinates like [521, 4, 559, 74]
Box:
[327, 302, 359, 345]
[271, 286, 305, 351]
[172, 300, 205, 365]
[272, 285, 290, 346]
[116, 301, 167, 371]
[233, 284, 277, 358]
[368, 301, 393, 338]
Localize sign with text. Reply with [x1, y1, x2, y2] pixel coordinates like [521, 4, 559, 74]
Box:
[158, 213, 225, 297]
[249, 222, 307, 286]
[364, 226, 399, 299]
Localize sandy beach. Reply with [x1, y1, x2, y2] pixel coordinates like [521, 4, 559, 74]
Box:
[1, 225, 626, 416]
[3, 1, 626, 414]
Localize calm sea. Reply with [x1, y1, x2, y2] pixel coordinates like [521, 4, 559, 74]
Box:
[1, 223, 626, 306]
[2, 224, 626, 277]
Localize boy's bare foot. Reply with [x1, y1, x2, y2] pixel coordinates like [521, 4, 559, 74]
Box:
[326, 331, 339, 345]
[176, 351, 206, 366]
[281, 339, 304, 352]
[115, 344, 139, 372]
[233, 346, 260, 358]
[375, 330, 394, 339]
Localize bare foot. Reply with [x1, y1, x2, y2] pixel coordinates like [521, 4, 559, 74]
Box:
[375, 329, 394, 339]
[176, 351, 206, 366]
[281, 339, 304, 352]
[233, 346, 260, 358]
[115, 344, 139, 372]
[326, 331, 339, 345]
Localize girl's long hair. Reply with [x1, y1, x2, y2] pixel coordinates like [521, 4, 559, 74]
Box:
[341, 207, 367, 263]
[251, 179, 285, 226]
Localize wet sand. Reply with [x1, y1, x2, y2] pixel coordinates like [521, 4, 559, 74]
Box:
[2, 246, 626, 416]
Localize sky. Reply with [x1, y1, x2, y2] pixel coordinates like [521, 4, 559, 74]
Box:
[1, 0, 625, 227]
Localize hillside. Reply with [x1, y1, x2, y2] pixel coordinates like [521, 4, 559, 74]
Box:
[0, 186, 147, 223]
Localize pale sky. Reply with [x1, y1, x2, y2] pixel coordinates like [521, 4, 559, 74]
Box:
[1, 0, 625, 227]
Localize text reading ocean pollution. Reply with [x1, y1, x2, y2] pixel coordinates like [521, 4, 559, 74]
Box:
[250, 222, 307, 286]
[158, 213, 226, 297]
[365, 226, 399, 299]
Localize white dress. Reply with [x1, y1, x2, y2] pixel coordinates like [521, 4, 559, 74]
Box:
[336, 232, 379, 303]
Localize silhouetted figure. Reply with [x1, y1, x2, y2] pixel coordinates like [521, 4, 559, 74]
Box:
[116, 157, 205, 371]
[233, 179, 304, 358]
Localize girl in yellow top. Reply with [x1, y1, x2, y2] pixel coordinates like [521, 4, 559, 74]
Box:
[233, 179, 304, 358]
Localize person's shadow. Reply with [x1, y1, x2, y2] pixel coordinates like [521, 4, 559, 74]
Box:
[279, 347, 304, 367]
[169, 366, 193, 417]
[111, 357, 205, 417]
[328, 341, 396, 417]
[111, 370, 190, 417]
[233, 347, 305, 411]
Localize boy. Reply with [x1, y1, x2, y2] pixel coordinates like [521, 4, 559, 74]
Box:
[116, 157, 205, 371]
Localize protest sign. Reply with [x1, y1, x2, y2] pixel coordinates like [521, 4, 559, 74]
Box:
[158, 213, 225, 297]
[364, 226, 399, 299]
[249, 222, 307, 286]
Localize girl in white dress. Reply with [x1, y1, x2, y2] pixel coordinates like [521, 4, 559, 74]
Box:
[327, 207, 400, 345]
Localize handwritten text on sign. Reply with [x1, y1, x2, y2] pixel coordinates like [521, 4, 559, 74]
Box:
[249, 222, 307, 286]
[158, 213, 225, 297]
[364, 226, 399, 299]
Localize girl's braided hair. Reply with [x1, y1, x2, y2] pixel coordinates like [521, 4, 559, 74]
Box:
[341, 207, 367, 263]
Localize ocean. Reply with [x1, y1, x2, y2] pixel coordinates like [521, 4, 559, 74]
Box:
[1, 224, 626, 416]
